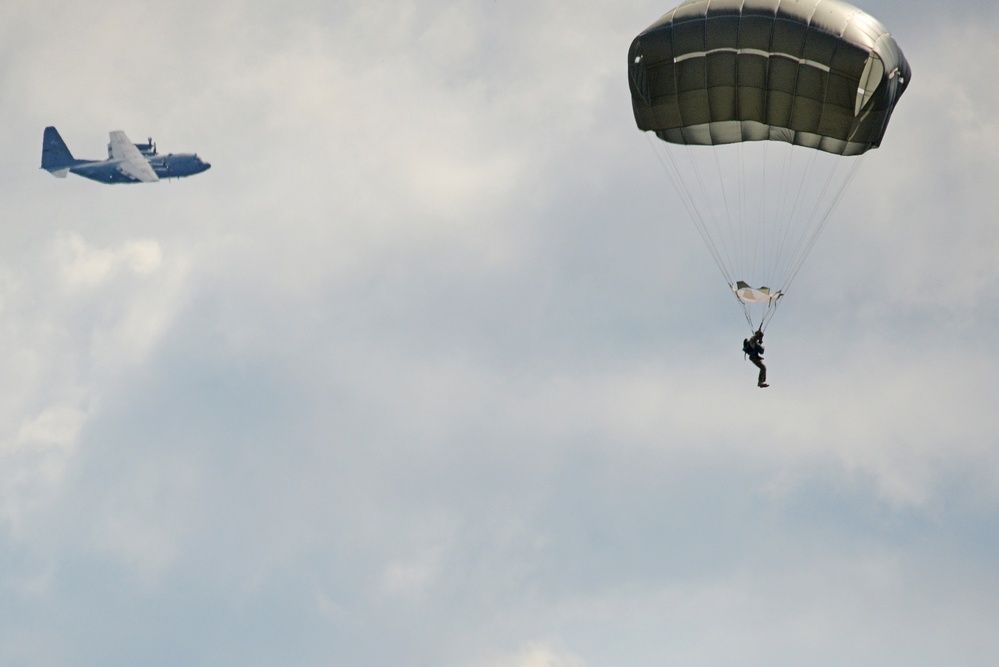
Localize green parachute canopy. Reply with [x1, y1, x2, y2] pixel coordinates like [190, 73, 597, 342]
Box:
[629, 0, 911, 155]
[630, 0, 910, 330]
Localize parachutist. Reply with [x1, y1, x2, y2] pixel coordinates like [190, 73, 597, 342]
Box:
[743, 330, 768, 388]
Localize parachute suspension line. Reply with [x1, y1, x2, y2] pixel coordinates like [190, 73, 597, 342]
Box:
[735, 290, 757, 331]
[647, 137, 866, 333]
[759, 293, 783, 332]
[653, 142, 733, 284]
[737, 289, 782, 333]
[737, 141, 746, 276]
[773, 151, 842, 289]
[684, 144, 740, 280]
[711, 146, 740, 281]
[678, 142, 740, 286]
[738, 140, 758, 285]
[776, 147, 822, 282]
[764, 143, 794, 290]
[769, 146, 820, 286]
[756, 141, 770, 287]
[646, 137, 733, 288]
[781, 152, 868, 290]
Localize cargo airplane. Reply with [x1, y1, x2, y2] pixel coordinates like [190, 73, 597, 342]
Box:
[41, 126, 210, 183]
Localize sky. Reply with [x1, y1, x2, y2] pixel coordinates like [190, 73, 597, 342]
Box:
[1, 0, 998, 665]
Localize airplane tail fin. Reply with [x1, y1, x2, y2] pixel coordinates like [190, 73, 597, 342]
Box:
[41, 126, 80, 176]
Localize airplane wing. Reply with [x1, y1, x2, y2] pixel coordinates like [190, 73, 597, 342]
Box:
[108, 130, 159, 182]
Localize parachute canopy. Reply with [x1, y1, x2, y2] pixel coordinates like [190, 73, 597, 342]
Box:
[629, 0, 910, 331]
[629, 0, 911, 156]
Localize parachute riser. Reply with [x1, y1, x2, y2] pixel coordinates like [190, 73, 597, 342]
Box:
[734, 288, 784, 334]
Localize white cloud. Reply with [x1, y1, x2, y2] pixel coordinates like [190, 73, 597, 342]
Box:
[15, 405, 87, 452]
[0, 230, 188, 541]
[54, 233, 162, 290]
[809, 20, 999, 320]
[380, 546, 444, 598]
[0, 405, 88, 533]
[86, 450, 204, 581]
[476, 645, 584, 667]
[1, 1, 999, 666]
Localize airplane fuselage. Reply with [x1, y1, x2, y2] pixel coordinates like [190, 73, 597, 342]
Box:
[69, 153, 211, 183]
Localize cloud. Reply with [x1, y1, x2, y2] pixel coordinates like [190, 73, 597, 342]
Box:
[2, 1, 999, 666]
[804, 15, 999, 323]
[477, 645, 584, 667]
[54, 233, 162, 290]
[0, 229, 188, 545]
[0, 405, 87, 535]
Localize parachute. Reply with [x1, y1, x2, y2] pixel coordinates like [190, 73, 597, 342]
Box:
[629, 0, 910, 331]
